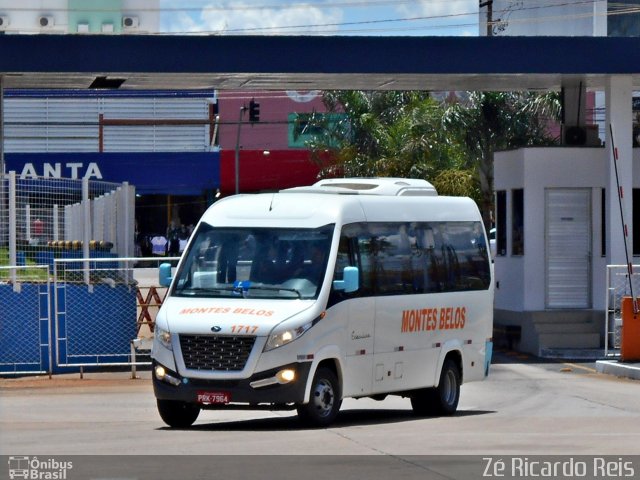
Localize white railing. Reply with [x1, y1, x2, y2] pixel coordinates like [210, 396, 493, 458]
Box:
[605, 265, 640, 357]
[0, 257, 179, 377]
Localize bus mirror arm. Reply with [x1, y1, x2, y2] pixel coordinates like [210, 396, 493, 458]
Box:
[333, 266, 359, 293]
[159, 263, 173, 287]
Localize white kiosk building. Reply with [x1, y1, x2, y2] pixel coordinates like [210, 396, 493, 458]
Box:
[494, 144, 640, 355]
[494, 73, 639, 355]
[482, 1, 640, 354]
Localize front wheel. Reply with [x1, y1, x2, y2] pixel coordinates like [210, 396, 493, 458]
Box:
[297, 367, 342, 427]
[411, 358, 461, 416]
[157, 399, 200, 428]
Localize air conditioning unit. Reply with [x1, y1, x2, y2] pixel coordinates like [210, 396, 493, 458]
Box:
[122, 16, 139, 29]
[0, 16, 10, 29]
[77, 23, 89, 33]
[561, 124, 601, 147]
[563, 125, 587, 146]
[39, 16, 54, 28]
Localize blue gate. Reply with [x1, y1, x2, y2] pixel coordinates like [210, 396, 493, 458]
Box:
[1, 259, 163, 376]
[0, 266, 51, 375]
[54, 259, 138, 368]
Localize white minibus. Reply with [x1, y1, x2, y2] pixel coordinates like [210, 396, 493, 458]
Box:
[151, 178, 494, 427]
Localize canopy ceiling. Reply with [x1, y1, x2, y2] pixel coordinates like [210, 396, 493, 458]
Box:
[1, 35, 639, 92]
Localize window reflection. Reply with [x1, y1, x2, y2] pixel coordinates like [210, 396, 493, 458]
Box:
[173, 223, 334, 299]
[334, 221, 491, 299]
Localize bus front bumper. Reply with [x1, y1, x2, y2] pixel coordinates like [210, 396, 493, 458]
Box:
[152, 360, 311, 407]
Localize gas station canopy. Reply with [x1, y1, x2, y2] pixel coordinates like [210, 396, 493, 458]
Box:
[1, 35, 639, 92]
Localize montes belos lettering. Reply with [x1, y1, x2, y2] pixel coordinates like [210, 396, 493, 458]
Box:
[401, 306, 466, 333]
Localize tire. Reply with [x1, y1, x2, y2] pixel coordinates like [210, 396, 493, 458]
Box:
[297, 367, 342, 427]
[157, 399, 200, 428]
[410, 388, 437, 417]
[411, 358, 461, 416]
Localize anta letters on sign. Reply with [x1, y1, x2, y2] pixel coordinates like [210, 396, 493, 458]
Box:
[19, 162, 103, 180]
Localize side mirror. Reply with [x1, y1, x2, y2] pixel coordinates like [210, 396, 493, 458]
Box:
[159, 263, 173, 287]
[333, 266, 359, 293]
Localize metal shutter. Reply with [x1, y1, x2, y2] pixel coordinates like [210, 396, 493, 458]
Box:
[545, 188, 592, 309]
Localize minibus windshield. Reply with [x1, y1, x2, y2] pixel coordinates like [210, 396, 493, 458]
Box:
[173, 223, 335, 299]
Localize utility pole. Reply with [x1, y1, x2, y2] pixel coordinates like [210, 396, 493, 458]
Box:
[480, 0, 493, 36]
[234, 105, 247, 195]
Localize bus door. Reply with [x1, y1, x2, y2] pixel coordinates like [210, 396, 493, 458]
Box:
[369, 223, 440, 393]
[342, 298, 375, 397]
[331, 227, 374, 397]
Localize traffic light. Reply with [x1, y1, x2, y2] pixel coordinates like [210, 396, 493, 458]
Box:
[249, 99, 260, 122]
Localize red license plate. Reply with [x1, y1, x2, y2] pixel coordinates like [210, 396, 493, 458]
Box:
[197, 391, 231, 405]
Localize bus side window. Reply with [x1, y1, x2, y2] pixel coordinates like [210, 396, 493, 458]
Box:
[428, 225, 447, 292]
[448, 221, 491, 290]
[333, 236, 352, 280]
[398, 223, 418, 293]
[415, 227, 433, 293]
[329, 227, 361, 307]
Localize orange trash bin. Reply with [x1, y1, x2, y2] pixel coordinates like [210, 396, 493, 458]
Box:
[621, 296, 640, 362]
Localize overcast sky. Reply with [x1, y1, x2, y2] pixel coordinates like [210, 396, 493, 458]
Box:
[159, 0, 480, 36]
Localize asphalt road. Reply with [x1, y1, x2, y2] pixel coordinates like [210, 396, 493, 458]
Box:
[1, 352, 639, 459]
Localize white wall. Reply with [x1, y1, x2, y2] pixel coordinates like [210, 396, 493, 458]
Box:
[482, 0, 606, 36]
[0, 0, 68, 33]
[122, 0, 160, 34]
[493, 149, 524, 311]
[494, 147, 640, 312]
[0, 0, 159, 34]
[4, 96, 212, 153]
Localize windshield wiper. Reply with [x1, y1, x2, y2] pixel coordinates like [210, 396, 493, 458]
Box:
[176, 285, 302, 299]
[176, 286, 240, 296]
[231, 280, 303, 299]
[245, 285, 302, 299]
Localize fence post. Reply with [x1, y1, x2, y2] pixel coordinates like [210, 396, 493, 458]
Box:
[82, 177, 90, 285]
[53, 204, 59, 241]
[47, 273, 53, 376]
[9, 171, 16, 282]
[123, 182, 135, 284]
[0, 76, 4, 253]
[53, 260, 60, 370]
[605, 265, 611, 357]
[130, 339, 137, 379]
[25, 203, 31, 243]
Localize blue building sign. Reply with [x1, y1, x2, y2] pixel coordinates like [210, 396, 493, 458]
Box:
[5, 152, 220, 195]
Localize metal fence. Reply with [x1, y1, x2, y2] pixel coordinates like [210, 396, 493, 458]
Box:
[0, 265, 51, 375]
[0, 171, 134, 272]
[0, 257, 178, 376]
[604, 265, 640, 357]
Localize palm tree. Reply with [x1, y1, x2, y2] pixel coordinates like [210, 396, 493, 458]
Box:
[296, 90, 560, 228]
[443, 91, 560, 228]
[296, 90, 465, 181]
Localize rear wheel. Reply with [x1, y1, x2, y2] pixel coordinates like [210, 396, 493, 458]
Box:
[157, 399, 200, 428]
[297, 367, 342, 427]
[411, 358, 461, 416]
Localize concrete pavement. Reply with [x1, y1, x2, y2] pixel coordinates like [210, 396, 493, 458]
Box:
[539, 348, 640, 381]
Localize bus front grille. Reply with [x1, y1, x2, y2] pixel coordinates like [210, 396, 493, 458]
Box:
[179, 334, 256, 371]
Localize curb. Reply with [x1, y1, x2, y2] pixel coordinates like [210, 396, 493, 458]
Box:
[595, 360, 640, 380]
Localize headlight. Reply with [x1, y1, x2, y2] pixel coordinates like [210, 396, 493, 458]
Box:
[155, 326, 172, 351]
[265, 321, 313, 352]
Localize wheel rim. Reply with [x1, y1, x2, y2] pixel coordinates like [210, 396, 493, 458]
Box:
[442, 369, 458, 406]
[311, 378, 335, 417]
